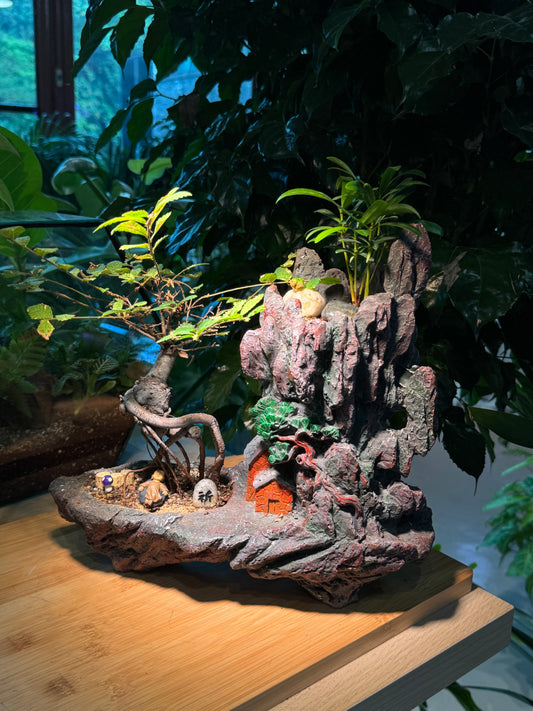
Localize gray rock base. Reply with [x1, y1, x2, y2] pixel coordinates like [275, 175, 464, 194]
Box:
[49, 459, 433, 608]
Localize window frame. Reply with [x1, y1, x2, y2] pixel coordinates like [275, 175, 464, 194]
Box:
[0, 0, 74, 123]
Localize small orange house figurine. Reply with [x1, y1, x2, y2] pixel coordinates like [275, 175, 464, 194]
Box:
[246, 450, 293, 516]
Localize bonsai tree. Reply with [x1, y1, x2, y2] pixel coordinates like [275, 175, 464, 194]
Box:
[1, 188, 262, 492]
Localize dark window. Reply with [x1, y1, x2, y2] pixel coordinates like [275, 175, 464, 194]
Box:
[0, 0, 73, 132]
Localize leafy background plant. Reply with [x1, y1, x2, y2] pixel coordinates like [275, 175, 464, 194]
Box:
[66, 0, 533, 473]
[0, 128, 146, 425]
[482, 462, 533, 598]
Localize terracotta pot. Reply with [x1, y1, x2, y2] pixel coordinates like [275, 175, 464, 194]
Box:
[0, 395, 134, 504]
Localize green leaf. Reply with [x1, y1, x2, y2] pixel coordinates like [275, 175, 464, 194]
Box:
[127, 98, 154, 144]
[446, 246, 532, 333]
[327, 156, 357, 178]
[96, 108, 129, 152]
[153, 212, 171, 237]
[305, 278, 321, 290]
[37, 320, 54, 340]
[0, 211, 99, 229]
[0, 178, 15, 211]
[469, 408, 533, 448]
[446, 682, 484, 711]
[55, 314, 75, 322]
[398, 51, 456, 110]
[359, 199, 390, 224]
[259, 272, 277, 284]
[235, 292, 264, 318]
[27, 303, 53, 320]
[501, 454, 533, 477]
[507, 545, 533, 580]
[204, 361, 241, 413]
[438, 10, 533, 48]
[74, 25, 114, 77]
[420, 220, 443, 236]
[502, 105, 533, 150]
[377, 2, 425, 56]
[96, 379, 117, 396]
[276, 188, 336, 205]
[127, 157, 172, 186]
[323, 4, 367, 48]
[481, 523, 516, 550]
[0, 132, 20, 155]
[464, 686, 533, 707]
[119, 242, 149, 251]
[110, 6, 152, 68]
[0, 333, 48, 380]
[151, 300, 182, 312]
[0, 127, 58, 214]
[274, 266, 292, 282]
[483, 493, 525, 512]
[152, 188, 192, 218]
[53, 157, 98, 189]
[306, 225, 345, 243]
[158, 323, 197, 343]
[99, 209, 149, 229]
[111, 221, 148, 237]
[527, 574, 533, 599]
[33, 247, 59, 257]
[442, 417, 486, 480]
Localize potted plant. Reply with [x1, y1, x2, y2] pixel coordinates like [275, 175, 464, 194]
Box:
[0, 324, 145, 504]
[10, 158, 441, 608]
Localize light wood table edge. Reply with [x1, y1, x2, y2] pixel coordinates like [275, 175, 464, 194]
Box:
[266, 586, 513, 711]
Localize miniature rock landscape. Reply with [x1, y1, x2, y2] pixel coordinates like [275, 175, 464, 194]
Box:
[50, 226, 436, 607]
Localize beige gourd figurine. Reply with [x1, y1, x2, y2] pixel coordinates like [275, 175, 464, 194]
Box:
[282, 279, 326, 318]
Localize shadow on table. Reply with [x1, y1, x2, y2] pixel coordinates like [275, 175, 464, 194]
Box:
[50, 521, 468, 620]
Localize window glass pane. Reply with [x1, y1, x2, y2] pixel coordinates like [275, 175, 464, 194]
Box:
[0, 0, 37, 108]
[72, 0, 123, 137]
[0, 110, 37, 136]
[71, 2, 252, 142]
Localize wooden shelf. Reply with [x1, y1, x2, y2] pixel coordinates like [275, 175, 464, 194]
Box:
[0, 494, 513, 711]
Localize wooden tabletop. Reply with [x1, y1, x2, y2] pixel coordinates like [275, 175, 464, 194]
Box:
[0, 492, 513, 711]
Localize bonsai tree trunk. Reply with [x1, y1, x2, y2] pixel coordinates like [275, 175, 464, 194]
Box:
[121, 344, 226, 481]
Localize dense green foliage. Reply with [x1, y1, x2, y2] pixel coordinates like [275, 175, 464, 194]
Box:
[0, 332, 47, 420]
[73, 0, 533, 478]
[2, 0, 533, 476]
[73, 0, 124, 137]
[0, 127, 145, 424]
[483, 467, 533, 599]
[2, 186, 263, 347]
